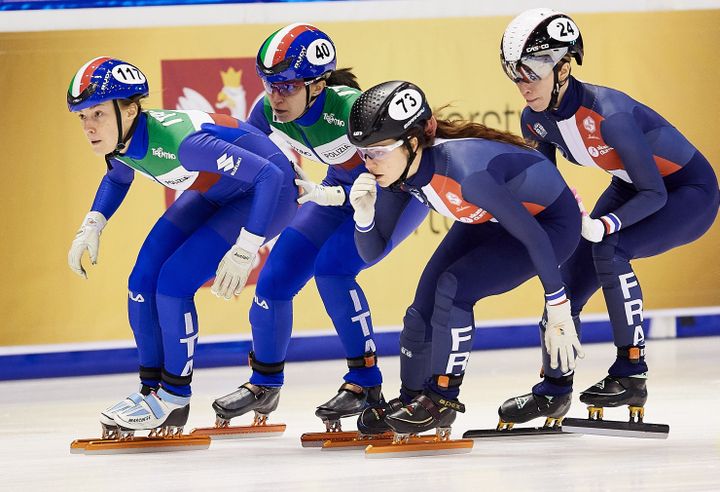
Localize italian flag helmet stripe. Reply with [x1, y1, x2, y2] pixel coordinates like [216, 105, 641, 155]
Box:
[260, 23, 317, 68]
[68, 56, 112, 97]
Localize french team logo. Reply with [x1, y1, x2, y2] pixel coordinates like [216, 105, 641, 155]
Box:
[533, 122, 547, 138]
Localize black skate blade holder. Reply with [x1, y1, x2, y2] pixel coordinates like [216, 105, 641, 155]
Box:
[561, 417, 669, 439]
[463, 425, 574, 439]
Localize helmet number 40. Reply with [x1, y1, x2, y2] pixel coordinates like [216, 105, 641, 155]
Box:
[307, 39, 336, 66]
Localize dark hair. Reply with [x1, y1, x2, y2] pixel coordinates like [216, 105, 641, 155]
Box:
[325, 67, 361, 90]
[409, 105, 536, 150]
[118, 94, 146, 112]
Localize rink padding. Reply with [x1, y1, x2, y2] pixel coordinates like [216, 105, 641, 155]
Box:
[2, 316, 718, 380]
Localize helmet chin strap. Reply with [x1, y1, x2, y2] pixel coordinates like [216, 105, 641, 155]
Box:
[107, 99, 140, 158]
[546, 61, 570, 112]
[389, 139, 418, 191]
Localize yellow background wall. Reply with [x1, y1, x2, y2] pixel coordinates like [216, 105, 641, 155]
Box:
[1, 10, 719, 346]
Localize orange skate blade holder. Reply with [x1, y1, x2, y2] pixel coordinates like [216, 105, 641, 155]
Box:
[321, 432, 439, 450]
[365, 437, 474, 458]
[300, 430, 363, 447]
[319, 431, 396, 450]
[70, 435, 211, 454]
[190, 423, 286, 439]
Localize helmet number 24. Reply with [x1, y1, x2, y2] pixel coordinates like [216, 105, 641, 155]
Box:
[547, 19, 579, 42]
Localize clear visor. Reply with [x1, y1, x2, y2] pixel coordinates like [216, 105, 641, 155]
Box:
[356, 140, 404, 161]
[503, 49, 566, 83]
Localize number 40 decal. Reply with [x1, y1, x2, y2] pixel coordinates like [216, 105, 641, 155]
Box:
[307, 39, 336, 66]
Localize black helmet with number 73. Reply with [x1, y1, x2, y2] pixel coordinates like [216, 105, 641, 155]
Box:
[501, 9, 583, 108]
[348, 80, 432, 188]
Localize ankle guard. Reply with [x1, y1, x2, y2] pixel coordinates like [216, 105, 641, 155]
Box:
[248, 351, 285, 375]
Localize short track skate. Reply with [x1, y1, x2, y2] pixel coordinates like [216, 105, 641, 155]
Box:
[562, 374, 669, 438]
[191, 383, 286, 439]
[301, 382, 383, 448]
[464, 391, 572, 439]
[364, 393, 473, 458]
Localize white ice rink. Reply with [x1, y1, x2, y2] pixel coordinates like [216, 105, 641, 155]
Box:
[2, 337, 719, 491]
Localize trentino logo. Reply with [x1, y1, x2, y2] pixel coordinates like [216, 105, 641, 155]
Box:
[323, 113, 345, 127]
[152, 147, 177, 160]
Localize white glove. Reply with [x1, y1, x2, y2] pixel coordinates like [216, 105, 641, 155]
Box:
[544, 301, 585, 373]
[211, 228, 264, 300]
[573, 188, 605, 243]
[68, 211, 107, 279]
[349, 173, 378, 229]
[294, 163, 345, 206]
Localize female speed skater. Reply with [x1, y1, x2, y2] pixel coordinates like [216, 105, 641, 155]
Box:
[210, 23, 428, 434]
[498, 8, 718, 428]
[67, 56, 297, 439]
[346, 80, 583, 438]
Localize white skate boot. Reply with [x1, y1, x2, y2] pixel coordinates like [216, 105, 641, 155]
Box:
[99, 389, 150, 439]
[114, 388, 190, 438]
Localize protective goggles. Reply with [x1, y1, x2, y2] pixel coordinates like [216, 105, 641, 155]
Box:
[502, 49, 566, 83]
[262, 78, 315, 97]
[356, 140, 405, 161]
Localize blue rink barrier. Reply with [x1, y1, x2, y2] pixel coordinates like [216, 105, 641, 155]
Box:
[0, 0, 341, 12]
[2, 314, 719, 381]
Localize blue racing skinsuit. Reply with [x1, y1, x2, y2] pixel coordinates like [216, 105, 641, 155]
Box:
[87, 109, 297, 396]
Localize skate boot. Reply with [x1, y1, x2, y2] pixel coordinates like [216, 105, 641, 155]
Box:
[113, 388, 190, 437]
[71, 388, 210, 454]
[98, 384, 155, 439]
[190, 383, 286, 439]
[366, 391, 473, 458]
[315, 382, 383, 431]
[563, 373, 669, 438]
[579, 373, 648, 413]
[300, 383, 383, 448]
[357, 397, 405, 436]
[497, 391, 571, 430]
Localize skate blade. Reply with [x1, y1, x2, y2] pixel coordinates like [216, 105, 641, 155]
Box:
[320, 432, 397, 450]
[70, 435, 211, 454]
[463, 426, 570, 439]
[190, 423, 286, 440]
[365, 438, 473, 459]
[301, 430, 360, 448]
[561, 418, 669, 439]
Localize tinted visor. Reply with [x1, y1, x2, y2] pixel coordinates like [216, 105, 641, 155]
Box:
[502, 49, 566, 83]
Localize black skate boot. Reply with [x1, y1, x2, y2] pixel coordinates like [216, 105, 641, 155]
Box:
[497, 391, 572, 430]
[315, 382, 383, 432]
[357, 397, 405, 436]
[212, 382, 281, 427]
[563, 372, 669, 438]
[579, 373, 648, 420]
[385, 391, 462, 437]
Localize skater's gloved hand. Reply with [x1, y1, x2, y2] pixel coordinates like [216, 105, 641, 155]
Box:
[573, 188, 605, 243]
[68, 211, 107, 279]
[212, 228, 264, 300]
[545, 300, 585, 373]
[293, 163, 345, 206]
[349, 173, 377, 229]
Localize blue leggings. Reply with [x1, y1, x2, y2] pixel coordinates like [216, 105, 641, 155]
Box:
[562, 156, 719, 377]
[249, 198, 428, 388]
[399, 188, 581, 401]
[127, 189, 296, 396]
